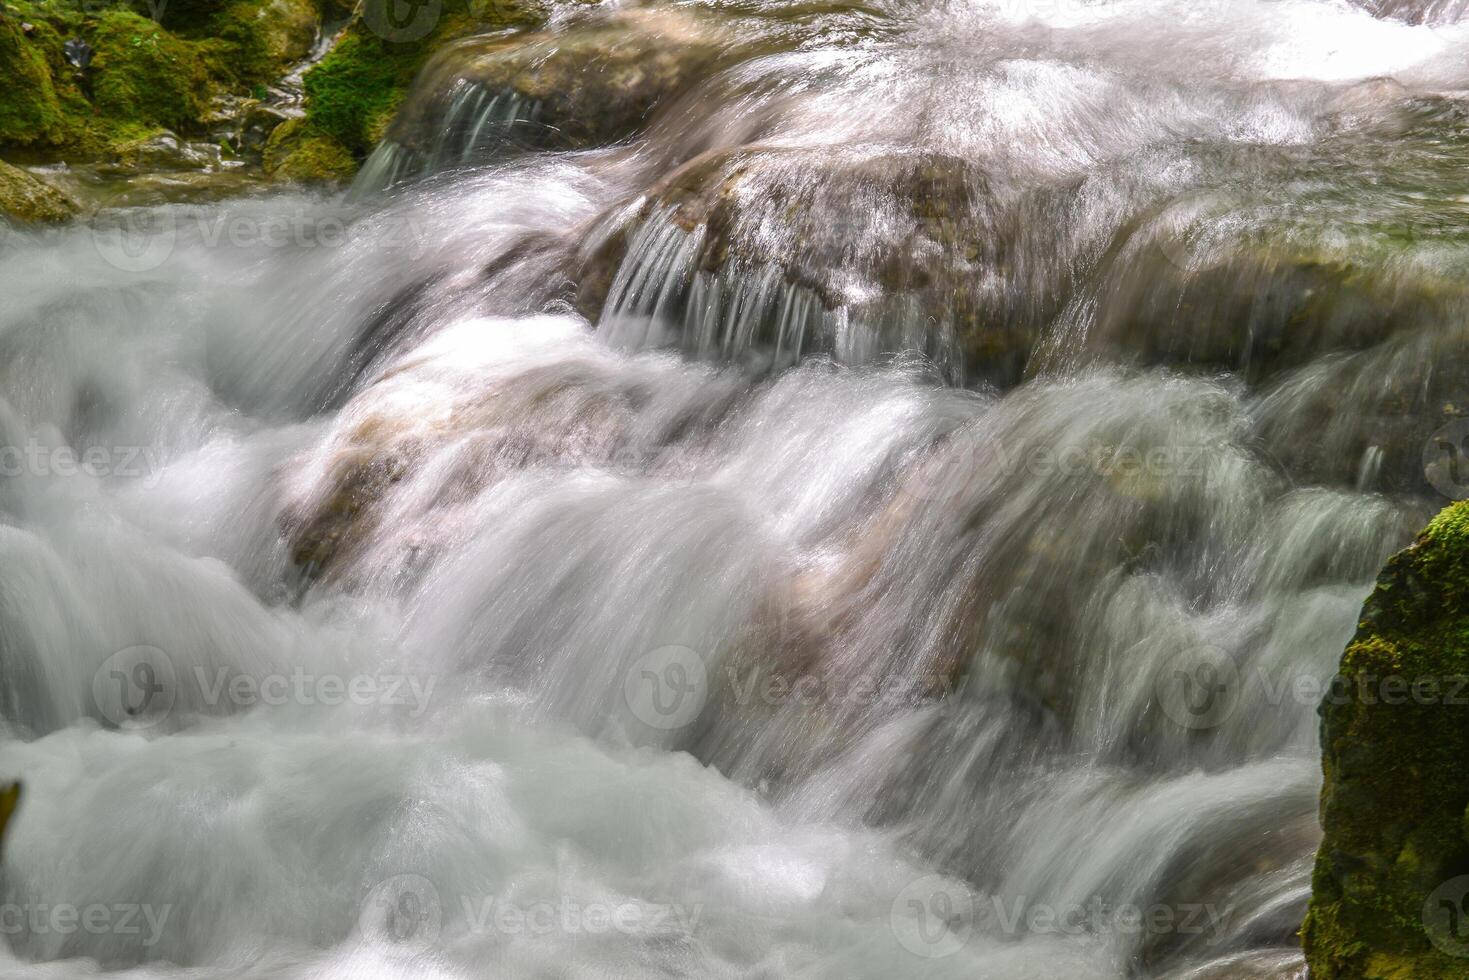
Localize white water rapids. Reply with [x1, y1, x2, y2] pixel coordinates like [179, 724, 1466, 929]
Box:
[2, 0, 1468, 976]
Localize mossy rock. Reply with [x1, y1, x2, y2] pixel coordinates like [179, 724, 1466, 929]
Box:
[196, 0, 321, 87]
[302, 0, 543, 158]
[382, 9, 728, 160]
[262, 116, 355, 182]
[1304, 500, 1469, 978]
[91, 10, 213, 132]
[0, 159, 79, 223]
[0, 15, 66, 148]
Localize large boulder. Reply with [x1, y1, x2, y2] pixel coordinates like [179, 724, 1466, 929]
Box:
[1304, 501, 1469, 978]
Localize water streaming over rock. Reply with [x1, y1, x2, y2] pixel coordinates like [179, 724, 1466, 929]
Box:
[2, 0, 1468, 977]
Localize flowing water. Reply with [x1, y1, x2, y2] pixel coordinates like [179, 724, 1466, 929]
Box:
[3, 0, 1468, 977]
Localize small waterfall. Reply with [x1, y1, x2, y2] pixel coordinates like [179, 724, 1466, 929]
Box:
[350, 81, 542, 198]
[596, 209, 962, 379]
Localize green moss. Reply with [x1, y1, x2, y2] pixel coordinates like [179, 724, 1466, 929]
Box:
[193, 0, 319, 87]
[0, 159, 78, 223]
[302, 0, 538, 157]
[90, 10, 213, 131]
[302, 24, 434, 156]
[261, 117, 356, 183]
[1304, 499, 1469, 979]
[0, 16, 67, 147]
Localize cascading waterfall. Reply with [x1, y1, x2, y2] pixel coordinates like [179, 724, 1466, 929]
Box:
[351, 81, 543, 198]
[595, 209, 965, 378]
[2, 0, 1467, 977]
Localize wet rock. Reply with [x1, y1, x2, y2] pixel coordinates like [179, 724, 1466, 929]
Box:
[576, 144, 1024, 385]
[106, 129, 219, 171]
[1083, 98, 1469, 389]
[356, 9, 729, 193]
[1250, 320, 1469, 497]
[1303, 501, 1469, 978]
[0, 160, 78, 224]
[279, 321, 651, 580]
[301, 0, 545, 159]
[261, 117, 354, 183]
[79, 168, 271, 208]
[0, 782, 17, 859]
[237, 101, 296, 154]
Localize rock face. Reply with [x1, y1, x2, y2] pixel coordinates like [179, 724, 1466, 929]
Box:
[1304, 500, 1469, 978]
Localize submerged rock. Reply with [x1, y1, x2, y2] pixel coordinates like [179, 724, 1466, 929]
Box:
[1303, 501, 1469, 978]
[0, 160, 78, 224]
[0, 782, 17, 859]
[577, 144, 1022, 385]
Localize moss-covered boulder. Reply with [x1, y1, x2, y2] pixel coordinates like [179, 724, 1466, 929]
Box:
[89, 10, 214, 132]
[0, 14, 67, 148]
[1304, 500, 1469, 978]
[0, 159, 79, 223]
[368, 8, 728, 177]
[261, 116, 355, 182]
[197, 0, 320, 87]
